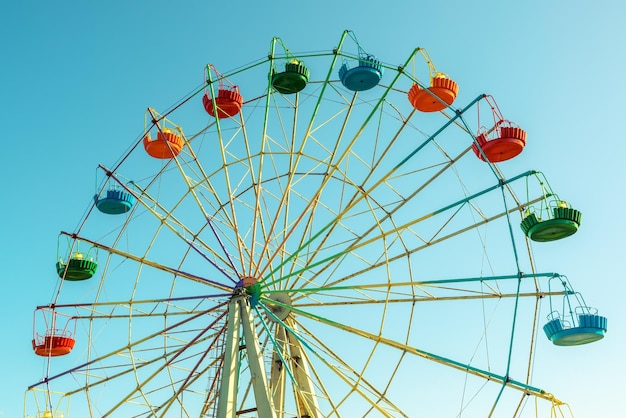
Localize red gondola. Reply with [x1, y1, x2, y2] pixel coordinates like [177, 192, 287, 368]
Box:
[32, 308, 76, 357]
[472, 96, 526, 162]
[202, 64, 243, 119]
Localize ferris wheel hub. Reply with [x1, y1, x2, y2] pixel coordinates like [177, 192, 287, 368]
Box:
[235, 276, 263, 306]
[266, 294, 292, 322]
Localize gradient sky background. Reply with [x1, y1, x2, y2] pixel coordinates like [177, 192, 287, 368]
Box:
[2, 1, 625, 417]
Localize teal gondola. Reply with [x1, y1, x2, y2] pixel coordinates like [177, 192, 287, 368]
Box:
[95, 187, 135, 215]
[543, 276, 607, 346]
[543, 310, 608, 346]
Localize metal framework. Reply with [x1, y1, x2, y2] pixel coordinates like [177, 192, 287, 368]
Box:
[26, 31, 581, 418]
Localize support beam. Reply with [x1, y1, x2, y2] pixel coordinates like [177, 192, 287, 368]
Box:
[239, 298, 277, 418]
[216, 298, 241, 418]
[286, 319, 320, 418]
[216, 295, 277, 418]
[270, 325, 288, 417]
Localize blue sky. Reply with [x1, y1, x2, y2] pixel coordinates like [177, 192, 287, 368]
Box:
[2, 1, 625, 417]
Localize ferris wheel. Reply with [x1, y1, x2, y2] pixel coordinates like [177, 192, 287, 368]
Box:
[26, 31, 607, 418]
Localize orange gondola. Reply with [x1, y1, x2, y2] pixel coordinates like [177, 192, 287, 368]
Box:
[407, 49, 458, 112]
[143, 108, 185, 159]
[143, 129, 184, 159]
[408, 76, 458, 112]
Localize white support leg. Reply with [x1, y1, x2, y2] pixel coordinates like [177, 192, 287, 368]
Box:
[270, 324, 288, 417]
[238, 298, 277, 418]
[286, 319, 320, 418]
[216, 298, 241, 418]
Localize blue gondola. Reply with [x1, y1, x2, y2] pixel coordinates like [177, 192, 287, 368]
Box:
[95, 187, 135, 215]
[338, 31, 383, 92]
[339, 54, 383, 91]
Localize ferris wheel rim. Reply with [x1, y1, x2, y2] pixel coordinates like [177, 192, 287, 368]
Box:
[26, 31, 583, 418]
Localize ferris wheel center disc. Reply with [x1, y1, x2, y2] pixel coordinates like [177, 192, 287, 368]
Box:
[266, 294, 293, 322]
